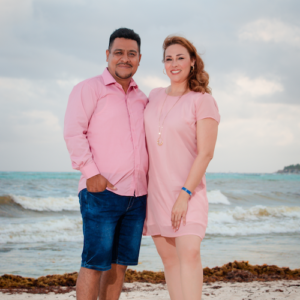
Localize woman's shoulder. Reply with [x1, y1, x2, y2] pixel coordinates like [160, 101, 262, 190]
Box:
[190, 91, 218, 106]
[149, 87, 166, 100]
[190, 91, 214, 100]
[191, 92, 220, 122]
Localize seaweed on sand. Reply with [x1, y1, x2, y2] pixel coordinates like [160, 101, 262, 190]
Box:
[0, 261, 299, 294]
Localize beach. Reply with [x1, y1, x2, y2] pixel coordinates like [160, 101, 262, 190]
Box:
[1, 261, 300, 299]
[1, 281, 300, 299]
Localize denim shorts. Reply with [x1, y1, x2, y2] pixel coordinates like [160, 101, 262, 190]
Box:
[78, 188, 147, 271]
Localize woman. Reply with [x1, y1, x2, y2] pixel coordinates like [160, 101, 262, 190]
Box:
[143, 36, 220, 300]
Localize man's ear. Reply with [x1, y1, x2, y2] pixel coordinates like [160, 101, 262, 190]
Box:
[106, 49, 110, 62]
[139, 53, 142, 64]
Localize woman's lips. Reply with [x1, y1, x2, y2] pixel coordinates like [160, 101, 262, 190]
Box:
[170, 70, 181, 74]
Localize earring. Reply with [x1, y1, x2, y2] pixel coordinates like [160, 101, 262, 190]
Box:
[163, 69, 166, 75]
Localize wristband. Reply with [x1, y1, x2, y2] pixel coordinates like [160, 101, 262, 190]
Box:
[182, 187, 192, 196]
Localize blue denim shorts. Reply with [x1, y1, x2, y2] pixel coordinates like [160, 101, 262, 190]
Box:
[78, 188, 147, 271]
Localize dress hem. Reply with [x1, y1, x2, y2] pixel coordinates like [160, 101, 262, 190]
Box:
[143, 222, 206, 240]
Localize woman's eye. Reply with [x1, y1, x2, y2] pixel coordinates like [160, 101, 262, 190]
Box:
[179, 57, 184, 60]
[166, 58, 172, 61]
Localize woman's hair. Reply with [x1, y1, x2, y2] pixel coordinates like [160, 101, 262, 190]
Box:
[162, 36, 211, 94]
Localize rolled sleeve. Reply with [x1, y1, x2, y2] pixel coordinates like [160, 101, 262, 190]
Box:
[80, 161, 100, 179]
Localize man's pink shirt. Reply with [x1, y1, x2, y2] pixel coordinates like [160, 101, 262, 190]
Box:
[64, 68, 148, 196]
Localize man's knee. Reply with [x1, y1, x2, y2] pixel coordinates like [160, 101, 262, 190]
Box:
[101, 264, 127, 284]
[78, 267, 102, 278]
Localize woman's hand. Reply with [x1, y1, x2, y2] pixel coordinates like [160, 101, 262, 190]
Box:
[171, 190, 190, 231]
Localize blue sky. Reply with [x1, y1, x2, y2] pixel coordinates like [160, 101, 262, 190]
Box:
[0, 0, 299, 172]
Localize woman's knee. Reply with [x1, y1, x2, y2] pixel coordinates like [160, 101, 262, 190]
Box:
[178, 247, 200, 265]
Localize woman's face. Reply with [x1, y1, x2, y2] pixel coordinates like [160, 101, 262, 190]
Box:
[164, 44, 194, 85]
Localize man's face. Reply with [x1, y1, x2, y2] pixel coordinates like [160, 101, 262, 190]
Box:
[106, 38, 141, 80]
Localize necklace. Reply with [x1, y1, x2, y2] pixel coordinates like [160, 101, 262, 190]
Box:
[157, 90, 186, 146]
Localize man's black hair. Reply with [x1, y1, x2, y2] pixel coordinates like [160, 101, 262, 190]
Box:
[109, 28, 141, 52]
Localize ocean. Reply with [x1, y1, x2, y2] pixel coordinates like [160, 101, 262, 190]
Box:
[0, 172, 299, 277]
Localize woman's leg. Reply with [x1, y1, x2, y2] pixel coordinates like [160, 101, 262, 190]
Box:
[152, 235, 184, 300]
[175, 235, 203, 300]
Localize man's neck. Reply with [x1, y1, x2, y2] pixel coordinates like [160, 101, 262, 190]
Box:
[107, 68, 131, 93]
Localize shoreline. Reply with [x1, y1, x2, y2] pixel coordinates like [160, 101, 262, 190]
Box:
[1, 261, 300, 294]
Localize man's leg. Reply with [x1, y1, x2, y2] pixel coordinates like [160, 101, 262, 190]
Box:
[76, 267, 102, 300]
[78, 189, 125, 300]
[98, 264, 127, 300]
[99, 194, 146, 300]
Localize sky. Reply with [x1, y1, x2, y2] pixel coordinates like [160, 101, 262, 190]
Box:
[0, 0, 299, 173]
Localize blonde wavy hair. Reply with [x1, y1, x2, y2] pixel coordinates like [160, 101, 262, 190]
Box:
[163, 36, 211, 94]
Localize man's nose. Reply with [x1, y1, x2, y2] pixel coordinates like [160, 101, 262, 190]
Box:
[120, 54, 130, 63]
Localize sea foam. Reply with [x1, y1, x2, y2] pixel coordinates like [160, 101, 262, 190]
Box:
[11, 195, 80, 212]
[207, 190, 230, 205]
[207, 205, 300, 236]
[1, 204, 299, 244]
[0, 217, 82, 244]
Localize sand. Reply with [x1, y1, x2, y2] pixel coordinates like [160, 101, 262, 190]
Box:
[1, 280, 300, 299]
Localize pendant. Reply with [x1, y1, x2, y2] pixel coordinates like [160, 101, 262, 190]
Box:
[157, 136, 163, 146]
[157, 128, 163, 146]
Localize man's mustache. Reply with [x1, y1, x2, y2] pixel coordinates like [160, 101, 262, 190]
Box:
[117, 63, 133, 67]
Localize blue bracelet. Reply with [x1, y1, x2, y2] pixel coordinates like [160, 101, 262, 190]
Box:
[182, 187, 192, 196]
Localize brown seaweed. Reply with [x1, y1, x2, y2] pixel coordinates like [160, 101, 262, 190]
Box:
[1, 261, 299, 294]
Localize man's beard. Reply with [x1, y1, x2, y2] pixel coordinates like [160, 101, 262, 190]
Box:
[115, 70, 132, 80]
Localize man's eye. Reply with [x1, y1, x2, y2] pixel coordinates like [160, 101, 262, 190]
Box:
[115, 52, 122, 55]
[129, 53, 136, 56]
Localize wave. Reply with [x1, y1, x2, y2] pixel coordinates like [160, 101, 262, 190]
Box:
[207, 190, 230, 205]
[0, 190, 229, 213]
[8, 195, 80, 212]
[207, 205, 300, 236]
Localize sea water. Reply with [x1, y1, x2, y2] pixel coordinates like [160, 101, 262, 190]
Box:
[0, 172, 299, 277]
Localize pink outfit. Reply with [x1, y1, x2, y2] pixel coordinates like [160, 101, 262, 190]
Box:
[143, 88, 220, 238]
[64, 68, 148, 196]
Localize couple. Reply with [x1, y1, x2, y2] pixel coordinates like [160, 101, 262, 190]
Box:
[64, 28, 220, 300]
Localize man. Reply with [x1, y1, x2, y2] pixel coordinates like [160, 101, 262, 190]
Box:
[64, 28, 148, 300]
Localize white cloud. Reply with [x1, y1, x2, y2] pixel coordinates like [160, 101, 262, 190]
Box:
[235, 75, 284, 97]
[209, 85, 300, 173]
[239, 19, 300, 47]
[0, 0, 32, 31]
[138, 76, 170, 91]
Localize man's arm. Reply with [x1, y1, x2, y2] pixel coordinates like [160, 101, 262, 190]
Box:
[63, 81, 115, 192]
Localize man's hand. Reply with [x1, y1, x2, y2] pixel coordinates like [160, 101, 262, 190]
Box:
[86, 174, 116, 193]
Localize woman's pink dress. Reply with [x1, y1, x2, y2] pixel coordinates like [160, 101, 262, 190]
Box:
[143, 88, 220, 239]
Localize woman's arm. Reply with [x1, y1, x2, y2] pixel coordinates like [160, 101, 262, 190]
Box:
[171, 118, 219, 231]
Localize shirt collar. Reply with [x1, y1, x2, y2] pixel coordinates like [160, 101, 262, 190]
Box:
[102, 68, 138, 89]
